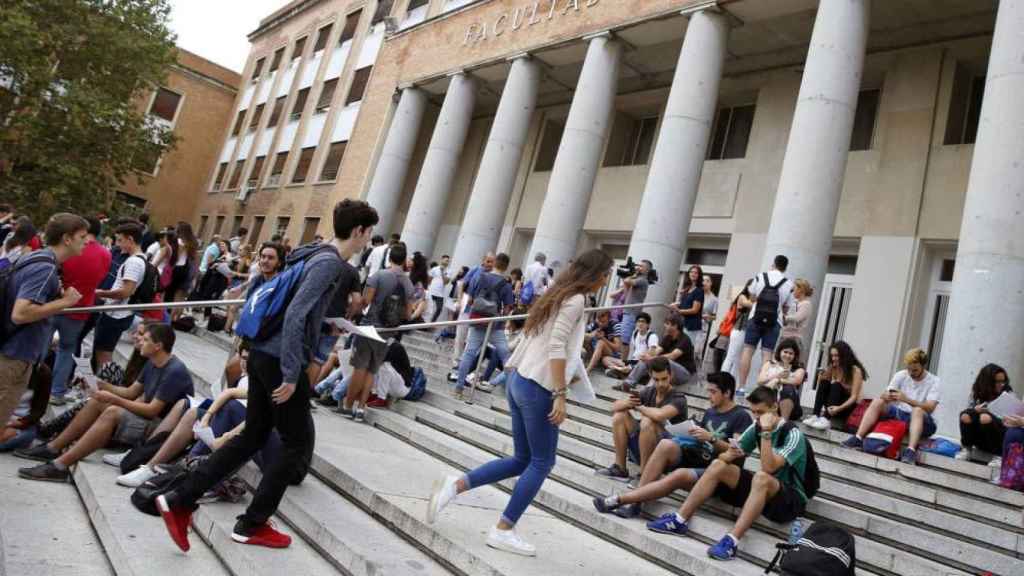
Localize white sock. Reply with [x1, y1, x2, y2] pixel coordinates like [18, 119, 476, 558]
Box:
[604, 494, 620, 507]
[674, 512, 686, 524]
[52, 461, 68, 471]
[727, 533, 739, 545]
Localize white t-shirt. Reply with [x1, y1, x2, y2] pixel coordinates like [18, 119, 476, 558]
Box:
[525, 261, 549, 294]
[105, 254, 146, 319]
[367, 244, 390, 278]
[428, 266, 449, 298]
[235, 375, 249, 407]
[629, 329, 659, 361]
[748, 270, 795, 326]
[887, 369, 941, 414]
[145, 241, 162, 262]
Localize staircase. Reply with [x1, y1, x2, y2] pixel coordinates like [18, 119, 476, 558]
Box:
[10, 326, 1020, 576]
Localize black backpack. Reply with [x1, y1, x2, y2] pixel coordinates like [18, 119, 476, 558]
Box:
[126, 255, 160, 305]
[131, 466, 190, 517]
[378, 272, 408, 328]
[751, 273, 787, 329]
[469, 273, 507, 318]
[0, 251, 57, 345]
[767, 522, 856, 576]
[772, 421, 820, 501]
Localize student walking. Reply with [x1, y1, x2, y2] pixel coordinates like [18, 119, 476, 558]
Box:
[426, 250, 613, 556]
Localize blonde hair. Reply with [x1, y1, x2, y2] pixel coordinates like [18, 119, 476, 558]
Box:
[794, 278, 814, 298]
[903, 348, 928, 367]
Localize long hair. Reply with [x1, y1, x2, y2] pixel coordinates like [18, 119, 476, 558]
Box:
[971, 363, 1008, 404]
[524, 249, 613, 337]
[176, 221, 199, 262]
[683, 265, 704, 291]
[410, 252, 430, 287]
[830, 340, 868, 384]
[774, 337, 804, 370]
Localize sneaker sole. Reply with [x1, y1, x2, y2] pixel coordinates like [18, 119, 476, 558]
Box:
[707, 551, 736, 561]
[485, 537, 536, 557]
[230, 533, 291, 548]
[14, 452, 57, 463]
[156, 495, 191, 553]
[646, 526, 687, 537]
[17, 470, 68, 482]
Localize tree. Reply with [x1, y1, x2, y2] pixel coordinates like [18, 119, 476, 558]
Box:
[0, 0, 178, 224]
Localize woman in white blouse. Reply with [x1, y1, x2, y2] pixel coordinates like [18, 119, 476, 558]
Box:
[426, 250, 613, 556]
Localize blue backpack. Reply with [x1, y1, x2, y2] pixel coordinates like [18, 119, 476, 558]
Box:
[235, 245, 334, 342]
[520, 280, 536, 306]
[404, 368, 427, 401]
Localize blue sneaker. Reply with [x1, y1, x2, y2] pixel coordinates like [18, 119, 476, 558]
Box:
[646, 513, 688, 536]
[707, 535, 738, 561]
[840, 435, 863, 450]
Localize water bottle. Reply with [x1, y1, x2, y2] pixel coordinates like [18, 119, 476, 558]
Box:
[788, 518, 804, 545]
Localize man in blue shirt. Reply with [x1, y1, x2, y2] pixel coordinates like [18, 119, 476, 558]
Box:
[455, 253, 515, 400]
[0, 213, 87, 428]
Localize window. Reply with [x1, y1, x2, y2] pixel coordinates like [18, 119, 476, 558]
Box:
[707, 104, 755, 160]
[684, 249, 728, 267]
[249, 103, 265, 131]
[346, 67, 372, 105]
[320, 141, 347, 180]
[268, 96, 286, 127]
[618, 116, 658, 166]
[301, 217, 320, 244]
[115, 192, 147, 209]
[291, 88, 309, 120]
[231, 216, 244, 237]
[945, 64, 986, 145]
[198, 215, 209, 239]
[408, 0, 429, 10]
[314, 24, 333, 52]
[213, 162, 228, 190]
[150, 88, 181, 122]
[292, 146, 316, 183]
[248, 155, 266, 187]
[231, 109, 246, 136]
[251, 57, 265, 82]
[275, 217, 291, 239]
[227, 160, 244, 189]
[268, 151, 288, 186]
[214, 215, 226, 236]
[269, 48, 284, 73]
[372, 0, 395, 25]
[291, 37, 306, 63]
[316, 79, 337, 114]
[249, 216, 265, 245]
[132, 142, 162, 174]
[849, 89, 880, 151]
[533, 119, 565, 172]
[340, 10, 361, 43]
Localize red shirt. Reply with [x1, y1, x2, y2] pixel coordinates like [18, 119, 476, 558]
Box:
[62, 240, 112, 321]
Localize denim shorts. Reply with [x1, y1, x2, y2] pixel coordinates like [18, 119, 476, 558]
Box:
[884, 405, 937, 439]
[94, 314, 135, 352]
[744, 319, 781, 350]
[314, 334, 340, 364]
[626, 424, 671, 465]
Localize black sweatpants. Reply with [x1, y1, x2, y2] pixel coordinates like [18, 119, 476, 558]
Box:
[813, 380, 852, 419]
[172, 349, 313, 524]
[959, 409, 1006, 454]
[430, 296, 445, 323]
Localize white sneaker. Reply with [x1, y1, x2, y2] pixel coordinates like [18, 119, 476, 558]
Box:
[989, 456, 1003, 469]
[102, 451, 130, 468]
[809, 417, 831, 430]
[427, 475, 459, 524]
[954, 450, 970, 461]
[801, 416, 817, 426]
[486, 525, 536, 557]
[117, 464, 157, 487]
[476, 381, 494, 393]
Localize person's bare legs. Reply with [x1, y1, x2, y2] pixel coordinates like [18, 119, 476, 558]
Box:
[54, 405, 125, 467]
[587, 340, 609, 372]
[316, 353, 339, 384]
[610, 411, 636, 469]
[93, 349, 113, 368]
[147, 408, 199, 466]
[854, 398, 889, 438]
[780, 398, 795, 420]
[737, 345, 755, 391]
[679, 459, 741, 520]
[908, 407, 927, 450]
[47, 399, 109, 451]
[147, 399, 188, 439]
[638, 440, 681, 486]
[730, 471, 781, 540]
[622, 468, 700, 505]
[345, 369, 372, 410]
[638, 417, 664, 471]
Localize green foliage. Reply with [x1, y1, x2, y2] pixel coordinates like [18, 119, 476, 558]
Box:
[0, 0, 178, 224]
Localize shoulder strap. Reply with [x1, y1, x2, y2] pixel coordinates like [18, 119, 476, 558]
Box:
[770, 275, 787, 290]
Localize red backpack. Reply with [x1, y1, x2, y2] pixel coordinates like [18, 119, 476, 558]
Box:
[863, 419, 907, 460]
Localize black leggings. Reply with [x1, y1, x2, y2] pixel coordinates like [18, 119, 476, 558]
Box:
[959, 409, 1006, 454]
[430, 296, 445, 323]
[813, 380, 852, 419]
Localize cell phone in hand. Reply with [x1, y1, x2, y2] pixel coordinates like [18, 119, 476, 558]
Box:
[729, 438, 743, 453]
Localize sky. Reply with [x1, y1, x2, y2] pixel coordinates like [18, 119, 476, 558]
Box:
[169, 0, 291, 72]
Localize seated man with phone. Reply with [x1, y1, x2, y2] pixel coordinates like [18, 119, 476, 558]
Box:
[595, 357, 688, 481]
[646, 386, 812, 561]
[593, 372, 752, 518]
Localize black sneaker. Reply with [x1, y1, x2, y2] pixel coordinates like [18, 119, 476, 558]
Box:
[592, 495, 619, 513]
[335, 404, 354, 419]
[14, 443, 60, 462]
[613, 503, 640, 519]
[18, 462, 70, 482]
[353, 409, 366, 423]
[315, 391, 335, 407]
[595, 464, 630, 481]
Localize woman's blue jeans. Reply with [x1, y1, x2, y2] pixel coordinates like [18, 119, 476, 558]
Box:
[465, 371, 559, 526]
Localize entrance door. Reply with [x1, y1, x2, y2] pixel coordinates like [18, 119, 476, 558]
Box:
[804, 274, 854, 405]
[920, 253, 955, 371]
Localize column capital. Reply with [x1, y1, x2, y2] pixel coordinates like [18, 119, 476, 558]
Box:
[680, 1, 719, 17]
[506, 52, 532, 63]
[446, 69, 468, 79]
[582, 30, 613, 42]
[396, 82, 418, 91]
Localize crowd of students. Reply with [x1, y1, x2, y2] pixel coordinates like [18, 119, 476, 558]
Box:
[2, 200, 1023, 563]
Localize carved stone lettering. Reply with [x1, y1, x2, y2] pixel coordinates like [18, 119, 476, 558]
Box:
[464, 0, 599, 46]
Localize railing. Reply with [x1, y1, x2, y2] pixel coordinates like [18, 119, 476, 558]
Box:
[60, 299, 674, 403]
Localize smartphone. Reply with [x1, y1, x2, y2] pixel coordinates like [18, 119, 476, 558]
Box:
[729, 438, 742, 452]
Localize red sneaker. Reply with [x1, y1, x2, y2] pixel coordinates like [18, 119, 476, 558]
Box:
[231, 521, 292, 548]
[156, 494, 192, 552]
[366, 396, 389, 408]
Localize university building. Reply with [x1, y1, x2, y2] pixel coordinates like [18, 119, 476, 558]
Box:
[191, 0, 1023, 436]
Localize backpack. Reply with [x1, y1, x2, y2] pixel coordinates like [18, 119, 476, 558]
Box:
[863, 419, 907, 460]
[404, 367, 427, 401]
[171, 315, 196, 333]
[236, 246, 335, 341]
[520, 280, 536, 306]
[718, 301, 739, 337]
[773, 421, 820, 501]
[377, 271, 408, 328]
[470, 273, 507, 318]
[126, 255, 160, 305]
[751, 273, 787, 329]
[130, 465, 190, 517]
[0, 251, 57, 345]
[768, 522, 856, 576]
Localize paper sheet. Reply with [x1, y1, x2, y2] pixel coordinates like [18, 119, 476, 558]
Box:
[325, 317, 387, 343]
[192, 423, 217, 448]
[665, 419, 697, 437]
[986, 391, 1024, 419]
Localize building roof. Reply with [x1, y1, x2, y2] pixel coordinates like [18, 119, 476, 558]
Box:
[250, 0, 326, 40]
[174, 48, 242, 91]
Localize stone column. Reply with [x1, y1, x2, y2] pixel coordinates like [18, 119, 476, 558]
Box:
[627, 9, 728, 313]
[401, 72, 477, 256]
[759, 0, 869, 341]
[452, 55, 540, 270]
[364, 87, 427, 236]
[529, 33, 621, 268]
[936, 0, 1024, 438]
